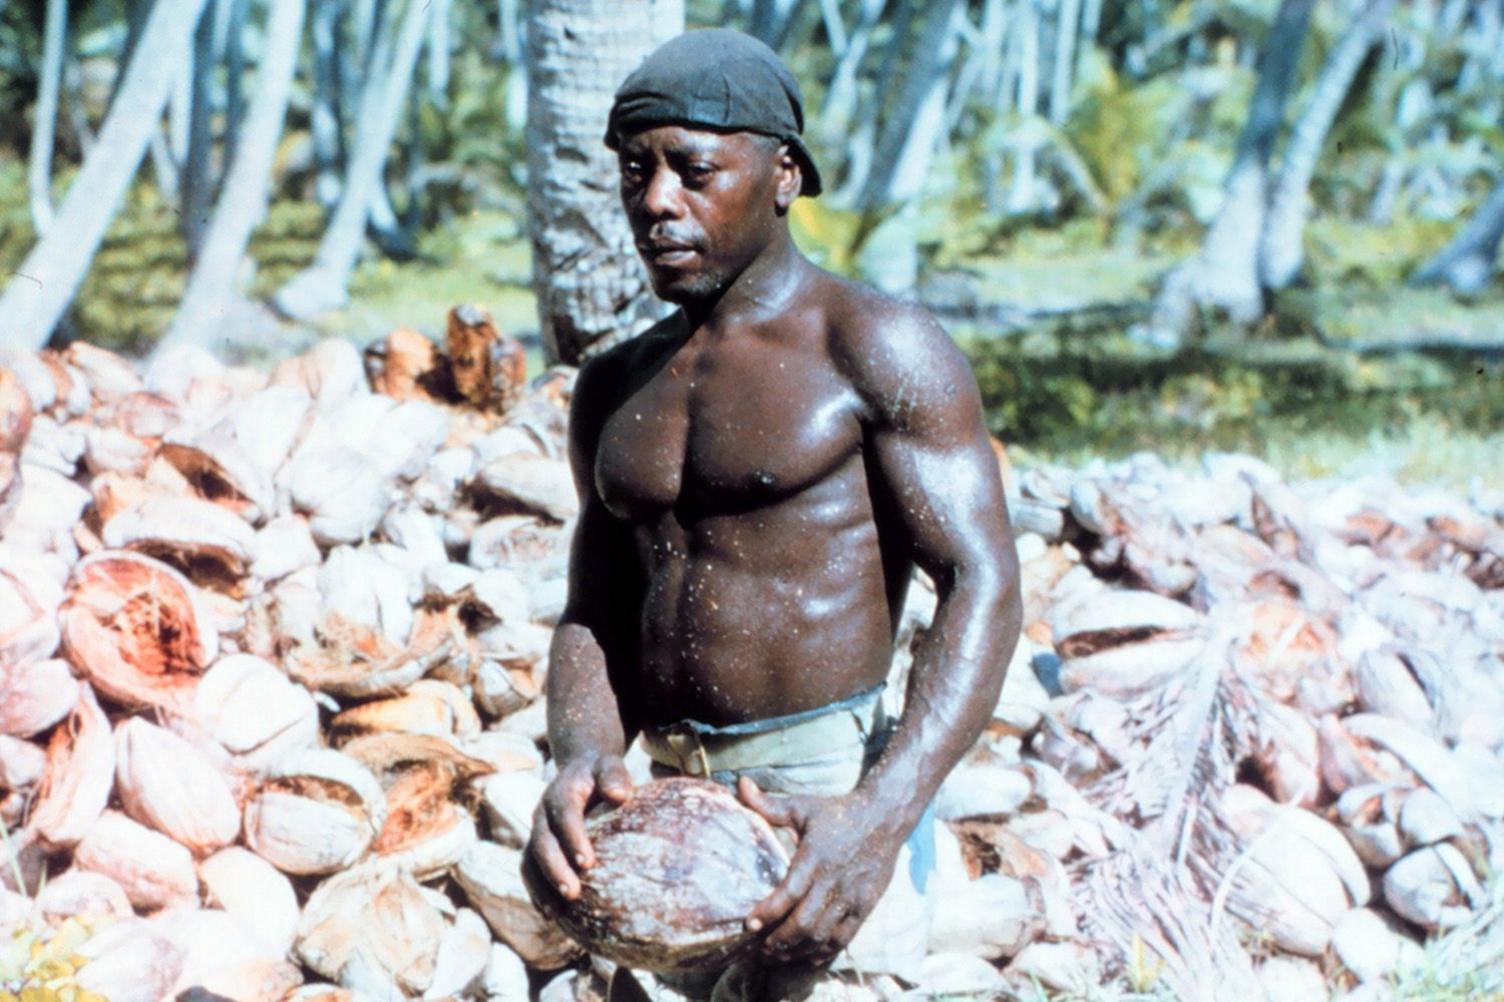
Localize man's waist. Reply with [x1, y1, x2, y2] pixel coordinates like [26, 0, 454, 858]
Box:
[639, 684, 887, 778]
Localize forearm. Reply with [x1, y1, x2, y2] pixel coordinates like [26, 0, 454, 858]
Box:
[545, 621, 631, 766]
[856, 566, 1022, 839]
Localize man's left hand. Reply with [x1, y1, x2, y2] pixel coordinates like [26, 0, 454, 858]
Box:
[736, 776, 904, 968]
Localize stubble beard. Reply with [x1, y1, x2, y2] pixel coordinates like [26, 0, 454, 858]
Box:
[645, 263, 730, 307]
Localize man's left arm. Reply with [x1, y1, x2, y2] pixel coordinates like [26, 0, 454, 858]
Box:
[742, 306, 1023, 963]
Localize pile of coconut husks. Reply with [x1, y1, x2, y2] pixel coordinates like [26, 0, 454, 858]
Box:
[1, 310, 1502, 1002]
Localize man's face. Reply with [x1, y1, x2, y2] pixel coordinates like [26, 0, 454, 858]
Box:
[617, 126, 795, 304]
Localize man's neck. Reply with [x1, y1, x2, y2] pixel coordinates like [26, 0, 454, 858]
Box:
[680, 229, 809, 333]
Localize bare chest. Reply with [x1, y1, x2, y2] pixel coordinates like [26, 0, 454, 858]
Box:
[594, 342, 859, 520]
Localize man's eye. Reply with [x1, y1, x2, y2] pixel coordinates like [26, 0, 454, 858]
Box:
[621, 161, 646, 182]
[685, 164, 714, 183]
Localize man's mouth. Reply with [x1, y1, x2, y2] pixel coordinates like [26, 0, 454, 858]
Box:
[641, 240, 699, 266]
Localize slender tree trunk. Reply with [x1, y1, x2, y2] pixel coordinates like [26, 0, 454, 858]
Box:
[749, 0, 807, 51]
[311, 0, 347, 207]
[28, 0, 67, 236]
[110, 0, 150, 110]
[402, 85, 423, 232]
[426, 0, 451, 108]
[367, 170, 413, 257]
[498, 0, 523, 61]
[0, 0, 212, 350]
[1260, 0, 1398, 291]
[273, 0, 429, 320]
[353, 0, 378, 66]
[815, 0, 886, 149]
[1006, 0, 1041, 214]
[976, 0, 1007, 100]
[63, 49, 95, 156]
[1368, 158, 1404, 223]
[855, 0, 962, 294]
[817, 0, 846, 54]
[526, 0, 684, 364]
[148, 127, 181, 201]
[832, 0, 913, 204]
[163, 0, 308, 351]
[1049, 0, 1081, 124]
[181, 3, 216, 260]
[1145, 0, 1315, 345]
[859, 0, 962, 210]
[1411, 181, 1504, 295]
[943, 33, 985, 137]
[1081, 0, 1102, 46]
[222, 0, 248, 168]
[169, 54, 191, 167]
[500, 0, 528, 134]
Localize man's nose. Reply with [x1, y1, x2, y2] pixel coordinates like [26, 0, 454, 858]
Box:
[640, 167, 683, 219]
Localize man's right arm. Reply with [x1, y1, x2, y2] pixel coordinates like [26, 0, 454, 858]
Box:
[528, 355, 640, 900]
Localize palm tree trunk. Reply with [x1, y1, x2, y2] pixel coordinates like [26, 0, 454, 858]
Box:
[272, 0, 429, 320]
[815, 0, 887, 150]
[1048, 0, 1081, 124]
[27, 0, 67, 236]
[526, 0, 684, 364]
[1081, 0, 1101, 45]
[832, 0, 914, 204]
[426, 0, 451, 108]
[222, 0, 248, 168]
[816, 0, 846, 55]
[1145, 0, 1315, 345]
[181, 3, 216, 260]
[854, 0, 962, 294]
[63, 48, 95, 156]
[498, 0, 523, 62]
[311, 0, 347, 207]
[169, 62, 190, 170]
[0, 0, 212, 350]
[1006, 0, 1041, 214]
[1260, 0, 1397, 291]
[749, 0, 807, 51]
[859, 0, 962, 210]
[500, 0, 528, 134]
[110, 0, 150, 111]
[162, 0, 307, 351]
[1410, 180, 1504, 296]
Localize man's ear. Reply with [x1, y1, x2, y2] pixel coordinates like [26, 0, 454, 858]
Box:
[773, 144, 801, 212]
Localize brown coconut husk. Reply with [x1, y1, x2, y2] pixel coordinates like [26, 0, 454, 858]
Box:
[59, 551, 218, 714]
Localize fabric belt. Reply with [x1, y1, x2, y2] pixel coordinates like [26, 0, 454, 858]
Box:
[639, 685, 886, 778]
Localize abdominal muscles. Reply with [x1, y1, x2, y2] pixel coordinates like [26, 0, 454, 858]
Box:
[633, 468, 903, 727]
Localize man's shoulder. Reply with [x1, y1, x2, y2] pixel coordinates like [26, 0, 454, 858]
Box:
[814, 274, 967, 408]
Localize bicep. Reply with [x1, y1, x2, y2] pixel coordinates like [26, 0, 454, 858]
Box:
[856, 319, 1015, 584]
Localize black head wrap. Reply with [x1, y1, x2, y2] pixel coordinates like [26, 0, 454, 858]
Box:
[605, 28, 823, 198]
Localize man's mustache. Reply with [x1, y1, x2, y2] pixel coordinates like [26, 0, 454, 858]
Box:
[639, 230, 701, 251]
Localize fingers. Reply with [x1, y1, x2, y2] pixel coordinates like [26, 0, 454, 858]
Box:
[594, 756, 634, 804]
[762, 893, 842, 963]
[527, 804, 583, 901]
[746, 848, 815, 932]
[543, 766, 598, 871]
[736, 776, 799, 829]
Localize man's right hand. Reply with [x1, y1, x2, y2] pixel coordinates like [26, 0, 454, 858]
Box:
[525, 754, 634, 901]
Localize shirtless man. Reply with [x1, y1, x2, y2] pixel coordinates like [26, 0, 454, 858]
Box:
[526, 27, 1022, 994]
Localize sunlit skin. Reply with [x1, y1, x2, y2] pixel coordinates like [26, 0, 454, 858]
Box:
[526, 123, 1023, 971]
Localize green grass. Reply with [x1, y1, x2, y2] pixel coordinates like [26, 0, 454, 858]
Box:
[965, 330, 1504, 491]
